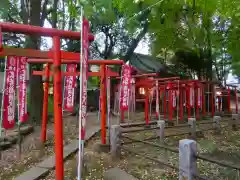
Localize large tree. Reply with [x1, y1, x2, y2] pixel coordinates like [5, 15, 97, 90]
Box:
[0, 0, 59, 124]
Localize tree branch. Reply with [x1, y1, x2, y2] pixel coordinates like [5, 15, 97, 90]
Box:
[20, 0, 29, 24]
[92, 42, 103, 58]
[7, 14, 19, 24]
[51, 0, 59, 28]
[123, 21, 149, 61]
[40, 0, 50, 27]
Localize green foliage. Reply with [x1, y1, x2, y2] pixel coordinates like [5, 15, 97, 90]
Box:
[88, 76, 100, 87]
[2, 0, 240, 79]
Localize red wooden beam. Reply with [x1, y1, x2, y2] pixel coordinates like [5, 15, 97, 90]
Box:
[33, 70, 119, 77]
[27, 58, 123, 65]
[116, 73, 158, 79]
[0, 48, 124, 65]
[136, 76, 180, 85]
[0, 22, 94, 41]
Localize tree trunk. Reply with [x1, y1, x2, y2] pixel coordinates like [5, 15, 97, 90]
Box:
[24, 0, 45, 124]
[206, 18, 213, 81]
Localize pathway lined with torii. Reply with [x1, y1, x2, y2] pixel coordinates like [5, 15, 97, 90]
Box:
[6, 99, 240, 180]
[14, 112, 135, 180]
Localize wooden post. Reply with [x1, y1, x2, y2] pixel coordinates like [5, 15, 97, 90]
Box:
[235, 87, 238, 114]
[157, 120, 165, 143]
[188, 118, 196, 138]
[179, 139, 197, 180]
[213, 116, 221, 134]
[163, 88, 167, 120]
[202, 84, 206, 117]
[179, 88, 183, 121]
[53, 36, 64, 180]
[145, 89, 149, 125]
[100, 64, 107, 144]
[110, 125, 121, 159]
[41, 63, 50, 144]
[228, 86, 231, 114]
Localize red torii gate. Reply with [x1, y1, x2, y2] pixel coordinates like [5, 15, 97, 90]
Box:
[134, 76, 180, 124]
[30, 61, 120, 145]
[0, 21, 123, 180]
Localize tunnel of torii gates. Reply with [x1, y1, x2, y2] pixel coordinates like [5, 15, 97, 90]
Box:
[122, 76, 239, 125]
[0, 19, 125, 180]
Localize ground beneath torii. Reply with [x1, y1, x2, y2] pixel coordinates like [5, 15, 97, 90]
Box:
[41, 115, 240, 180]
[0, 112, 104, 179]
[0, 99, 240, 179]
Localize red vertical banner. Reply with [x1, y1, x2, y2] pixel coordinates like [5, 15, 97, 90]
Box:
[163, 87, 167, 120]
[189, 86, 194, 108]
[167, 83, 173, 120]
[107, 76, 111, 127]
[172, 90, 177, 110]
[227, 86, 231, 113]
[79, 17, 89, 140]
[18, 57, 28, 123]
[120, 64, 132, 111]
[197, 87, 201, 108]
[2, 56, 17, 129]
[63, 64, 77, 112]
[155, 80, 159, 118]
[179, 88, 183, 120]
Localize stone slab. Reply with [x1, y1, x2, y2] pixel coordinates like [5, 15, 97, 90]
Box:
[104, 168, 138, 180]
[15, 167, 49, 180]
[37, 155, 55, 169]
[16, 126, 101, 180]
[37, 127, 101, 169]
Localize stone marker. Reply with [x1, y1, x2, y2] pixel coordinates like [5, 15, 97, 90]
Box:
[157, 120, 165, 143]
[179, 139, 197, 180]
[213, 116, 221, 134]
[110, 125, 121, 159]
[231, 114, 239, 131]
[188, 118, 196, 138]
[104, 167, 138, 180]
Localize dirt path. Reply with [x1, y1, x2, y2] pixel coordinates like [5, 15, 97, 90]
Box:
[0, 112, 105, 180]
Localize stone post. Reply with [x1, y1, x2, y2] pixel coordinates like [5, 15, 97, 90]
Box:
[179, 139, 197, 180]
[213, 116, 221, 134]
[110, 125, 121, 159]
[157, 120, 165, 143]
[188, 118, 196, 138]
[231, 114, 239, 131]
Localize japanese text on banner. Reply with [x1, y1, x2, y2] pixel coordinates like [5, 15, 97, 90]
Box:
[120, 64, 132, 110]
[197, 88, 201, 108]
[18, 57, 28, 123]
[63, 64, 77, 112]
[189, 87, 194, 107]
[2, 56, 17, 129]
[172, 91, 177, 109]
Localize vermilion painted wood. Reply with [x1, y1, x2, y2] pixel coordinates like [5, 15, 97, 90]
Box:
[0, 22, 94, 40]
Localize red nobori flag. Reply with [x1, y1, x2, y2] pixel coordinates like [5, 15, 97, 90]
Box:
[17, 57, 28, 123]
[189, 86, 195, 108]
[172, 90, 177, 109]
[79, 18, 89, 140]
[2, 56, 17, 129]
[63, 64, 77, 112]
[120, 64, 132, 111]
